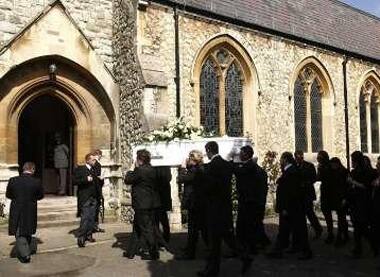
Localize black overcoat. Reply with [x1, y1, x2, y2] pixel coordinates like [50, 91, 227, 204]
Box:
[6, 173, 44, 236]
[204, 155, 233, 234]
[124, 164, 161, 210]
[93, 160, 104, 200]
[297, 161, 317, 202]
[233, 160, 268, 208]
[73, 165, 98, 217]
[276, 165, 304, 212]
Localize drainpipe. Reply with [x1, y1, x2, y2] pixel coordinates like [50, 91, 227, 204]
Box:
[343, 56, 350, 169]
[174, 6, 181, 118]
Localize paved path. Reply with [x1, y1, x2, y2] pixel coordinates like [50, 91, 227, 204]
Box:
[0, 220, 379, 276]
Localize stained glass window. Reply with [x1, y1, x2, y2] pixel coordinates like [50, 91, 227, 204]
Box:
[225, 63, 243, 137]
[359, 91, 368, 153]
[310, 80, 323, 152]
[294, 77, 307, 152]
[371, 93, 379, 153]
[200, 58, 219, 135]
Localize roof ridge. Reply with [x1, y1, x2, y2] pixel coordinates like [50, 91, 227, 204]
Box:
[332, 0, 380, 22]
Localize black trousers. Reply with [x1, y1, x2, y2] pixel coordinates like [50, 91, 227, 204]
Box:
[322, 208, 348, 239]
[155, 209, 170, 243]
[236, 202, 256, 255]
[351, 211, 376, 253]
[94, 199, 100, 226]
[204, 220, 238, 276]
[78, 197, 97, 239]
[275, 209, 311, 254]
[15, 228, 32, 259]
[305, 201, 322, 234]
[126, 209, 158, 258]
[186, 207, 208, 256]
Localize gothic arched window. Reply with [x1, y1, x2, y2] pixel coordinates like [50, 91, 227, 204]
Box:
[200, 58, 219, 135]
[294, 66, 324, 153]
[360, 79, 380, 154]
[199, 48, 244, 137]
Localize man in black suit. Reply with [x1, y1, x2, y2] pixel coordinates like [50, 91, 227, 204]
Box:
[6, 162, 44, 263]
[198, 141, 244, 277]
[268, 152, 312, 260]
[92, 149, 105, 233]
[155, 166, 172, 244]
[234, 145, 270, 256]
[294, 150, 322, 239]
[123, 149, 161, 260]
[73, 153, 98, 247]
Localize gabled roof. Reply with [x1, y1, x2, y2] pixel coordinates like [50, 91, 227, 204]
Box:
[158, 0, 380, 62]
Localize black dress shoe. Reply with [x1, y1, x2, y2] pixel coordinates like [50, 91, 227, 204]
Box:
[87, 236, 96, 243]
[77, 237, 85, 248]
[298, 251, 313, 260]
[18, 255, 31, 263]
[174, 253, 195, 260]
[241, 258, 253, 275]
[140, 253, 159, 260]
[196, 270, 218, 277]
[266, 251, 283, 259]
[123, 252, 134, 259]
[93, 226, 105, 233]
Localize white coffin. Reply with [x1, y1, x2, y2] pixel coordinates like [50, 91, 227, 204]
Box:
[132, 137, 254, 166]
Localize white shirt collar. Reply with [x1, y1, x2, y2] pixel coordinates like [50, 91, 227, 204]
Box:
[210, 154, 220, 161]
[284, 164, 292, 171]
[86, 164, 91, 170]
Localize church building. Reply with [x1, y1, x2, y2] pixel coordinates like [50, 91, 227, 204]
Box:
[0, 0, 380, 221]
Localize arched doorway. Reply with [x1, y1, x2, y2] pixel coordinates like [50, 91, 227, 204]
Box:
[18, 94, 75, 195]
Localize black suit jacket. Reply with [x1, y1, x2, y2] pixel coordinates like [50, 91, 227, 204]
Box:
[6, 174, 44, 236]
[297, 161, 317, 202]
[93, 160, 104, 199]
[155, 166, 172, 211]
[276, 164, 304, 212]
[234, 160, 268, 207]
[204, 155, 233, 232]
[124, 165, 161, 210]
[73, 165, 98, 216]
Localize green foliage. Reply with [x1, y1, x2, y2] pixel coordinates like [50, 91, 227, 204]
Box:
[261, 151, 281, 209]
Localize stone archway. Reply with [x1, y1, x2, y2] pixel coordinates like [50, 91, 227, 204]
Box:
[18, 94, 76, 194]
[0, 56, 117, 189]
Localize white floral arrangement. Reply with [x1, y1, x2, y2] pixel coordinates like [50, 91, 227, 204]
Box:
[143, 117, 212, 142]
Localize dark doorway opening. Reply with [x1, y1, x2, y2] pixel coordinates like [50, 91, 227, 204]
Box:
[18, 94, 75, 195]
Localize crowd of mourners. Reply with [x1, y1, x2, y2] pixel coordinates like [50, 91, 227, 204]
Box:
[121, 141, 380, 276]
[6, 141, 380, 276]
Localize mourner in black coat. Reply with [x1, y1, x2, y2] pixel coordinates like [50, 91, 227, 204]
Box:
[92, 149, 105, 233]
[198, 141, 246, 277]
[155, 166, 172, 243]
[123, 149, 161, 260]
[176, 150, 208, 260]
[268, 152, 312, 260]
[323, 157, 350, 245]
[234, 145, 270, 256]
[294, 150, 322, 239]
[73, 153, 98, 248]
[6, 162, 44, 263]
[348, 151, 378, 258]
[371, 156, 380, 254]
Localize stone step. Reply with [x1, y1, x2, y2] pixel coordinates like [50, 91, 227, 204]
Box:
[38, 205, 77, 213]
[37, 216, 118, 229]
[37, 210, 77, 222]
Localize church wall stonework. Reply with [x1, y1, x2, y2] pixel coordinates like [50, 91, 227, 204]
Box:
[0, 0, 114, 68]
[138, 3, 380, 165]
